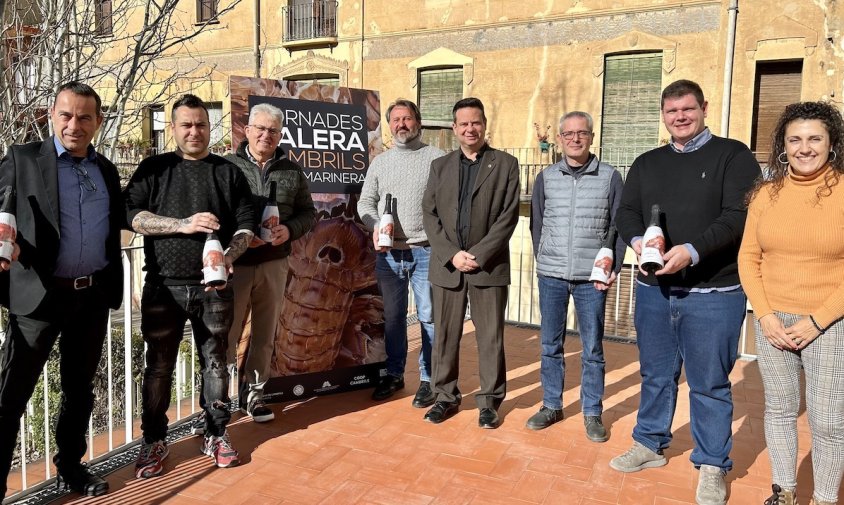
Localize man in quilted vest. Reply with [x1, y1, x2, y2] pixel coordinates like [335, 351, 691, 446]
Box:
[527, 111, 624, 442]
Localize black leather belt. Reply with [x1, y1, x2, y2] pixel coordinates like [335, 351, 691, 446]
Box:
[54, 273, 96, 290]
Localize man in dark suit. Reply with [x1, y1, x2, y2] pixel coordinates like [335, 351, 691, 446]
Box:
[421, 97, 520, 429]
[0, 82, 124, 497]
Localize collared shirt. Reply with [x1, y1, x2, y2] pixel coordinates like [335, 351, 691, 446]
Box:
[53, 136, 110, 278]
[457, 145, 487, 249]
[669, 126, 713, 153]
[245, 145, 279, 178]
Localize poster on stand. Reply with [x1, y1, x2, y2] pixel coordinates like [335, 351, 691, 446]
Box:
[229, 76, 386, 403]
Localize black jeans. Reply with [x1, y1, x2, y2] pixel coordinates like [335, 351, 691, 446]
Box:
[0, 285, 110, 493]
[140, 283, 233, 441]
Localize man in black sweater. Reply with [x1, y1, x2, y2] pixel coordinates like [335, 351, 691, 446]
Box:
[610, 80, 759, 505]
[124, 94, 256, 478]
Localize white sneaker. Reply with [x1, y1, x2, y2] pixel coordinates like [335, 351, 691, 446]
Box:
[609, 441, 667, 473]
[696, 464, 727, 505]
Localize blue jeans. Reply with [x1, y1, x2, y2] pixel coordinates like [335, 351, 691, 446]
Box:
[140, 283, 233, 440]
[537, 275, 607, 415]
[632, 283, 746, 471]
[375, 247, 435, 382]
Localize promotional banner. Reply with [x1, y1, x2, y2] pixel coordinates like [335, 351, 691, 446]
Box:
[229, 76, 386, 403]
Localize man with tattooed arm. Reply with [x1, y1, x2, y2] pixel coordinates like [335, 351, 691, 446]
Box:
[124, 94, 256, 478]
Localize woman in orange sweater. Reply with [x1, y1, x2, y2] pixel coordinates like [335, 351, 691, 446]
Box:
[738, 101, 844, 505]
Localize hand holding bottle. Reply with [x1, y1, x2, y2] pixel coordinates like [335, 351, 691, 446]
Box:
[179, 212, 220, 234]
[654, 245, 692, 275]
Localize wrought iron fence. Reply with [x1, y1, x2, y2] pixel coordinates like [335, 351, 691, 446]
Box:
[4, 244, 208, 501]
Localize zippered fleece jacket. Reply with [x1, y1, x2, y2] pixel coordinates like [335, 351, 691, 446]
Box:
[226, 141, 316, 265]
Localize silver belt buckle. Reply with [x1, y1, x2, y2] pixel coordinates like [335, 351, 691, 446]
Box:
[73, 275, 93, 290]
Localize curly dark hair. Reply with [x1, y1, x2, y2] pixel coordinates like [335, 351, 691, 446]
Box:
[747, 101, 844, 204]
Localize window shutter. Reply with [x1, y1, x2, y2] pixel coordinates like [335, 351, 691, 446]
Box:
[750, 61, 803, 164]
[600, 53, 662, 172]
[418, 68, 463, 124]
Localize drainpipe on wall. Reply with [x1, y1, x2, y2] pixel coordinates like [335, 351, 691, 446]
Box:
[360, 0, 365, 87]
[254, 0, 261, 78]
[720, 0, 739, 137]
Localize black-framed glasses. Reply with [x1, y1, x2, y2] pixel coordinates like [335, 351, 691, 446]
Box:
[248, 124, 281, 136]
[72, 163, 97, 192]
[560, 130, 593, 140]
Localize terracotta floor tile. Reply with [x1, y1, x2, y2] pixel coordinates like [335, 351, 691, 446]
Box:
[16, 323, 826, 505]
[351, 466, 415, 491]
[510, 470, 555, 503]
[428, 484, 477, 505]
[550, 473, 621, 503]
[488, 454, 532, 481]
[444, 471, 517, 497]
[432, 453, 497, 476]
[404, 466, 456, 498]
[318, 480, 373, 504]
[358, 485, 434, 505]
[308, 460, 361, 492]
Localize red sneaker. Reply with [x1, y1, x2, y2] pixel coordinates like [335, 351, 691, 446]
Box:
[201, 432, 240, 468]
[135, 440, 168, 478]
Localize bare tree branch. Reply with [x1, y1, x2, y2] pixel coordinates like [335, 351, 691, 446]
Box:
[0, 0, 243, 156]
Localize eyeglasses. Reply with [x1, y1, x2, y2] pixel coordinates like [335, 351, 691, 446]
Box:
[72, 163, 97, 192]
[248, 124, 281, 136]
[560, 130, 593, 140]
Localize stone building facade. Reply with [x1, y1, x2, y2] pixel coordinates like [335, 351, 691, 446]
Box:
[99, 0, 843, 352]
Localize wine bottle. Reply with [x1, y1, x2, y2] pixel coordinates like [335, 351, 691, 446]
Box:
[589, 224, 616, 284]
[0, 186, 16, 263]
[202, 232, 227, 287]
[377, 193, 394, 248]
[260, 181, 279, 242]
[640, 204, 665, 274]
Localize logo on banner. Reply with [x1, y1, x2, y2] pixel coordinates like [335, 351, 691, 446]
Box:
[249, 96, 369, 194]
[315, 380, 339, 393]
[350, 375, 369, 386]
[293, 385, 305, 396]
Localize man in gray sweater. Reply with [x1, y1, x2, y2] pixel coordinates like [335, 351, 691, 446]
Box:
[358, 99, 444, 407]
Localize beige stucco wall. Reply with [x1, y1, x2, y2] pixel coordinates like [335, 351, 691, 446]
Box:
[97, 0, 841, 353]
[96, 0, 843, 151]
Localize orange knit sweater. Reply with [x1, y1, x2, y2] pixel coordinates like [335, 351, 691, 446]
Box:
[738, 165, 844, 328]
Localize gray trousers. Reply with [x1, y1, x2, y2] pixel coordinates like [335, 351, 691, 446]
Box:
[431, 279, 507, 410]
[755, 311, 844, 503]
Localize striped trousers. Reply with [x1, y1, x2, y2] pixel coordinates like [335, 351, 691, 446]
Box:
[755, 311, 844, 503]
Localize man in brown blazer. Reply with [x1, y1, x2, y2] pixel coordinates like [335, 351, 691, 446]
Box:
[421, 97, 520, 429]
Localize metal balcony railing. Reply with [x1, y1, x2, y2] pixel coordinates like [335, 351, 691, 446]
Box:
[282, 0, 338, 44]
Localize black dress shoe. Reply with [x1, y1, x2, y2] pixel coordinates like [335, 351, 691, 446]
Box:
[478, 408, 500, 429]
[525, 406, 564, 430]
[412, 381, 436, 408]
[372, 375, 404, 401]
[424, 401, 459, 424]
[56, 462, 109, 497]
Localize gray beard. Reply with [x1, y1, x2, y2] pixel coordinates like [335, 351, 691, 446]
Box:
[393, 130, 421, 146]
